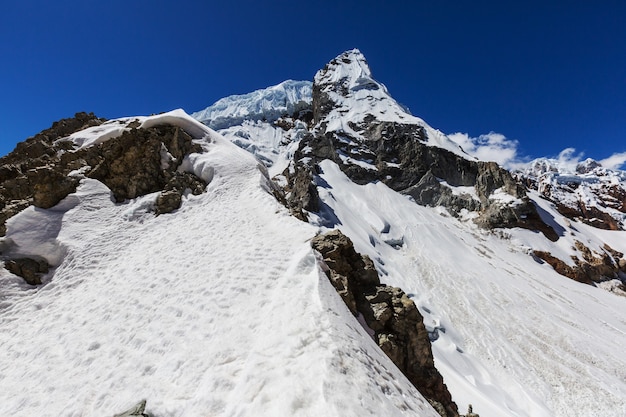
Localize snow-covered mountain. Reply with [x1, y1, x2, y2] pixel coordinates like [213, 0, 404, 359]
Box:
[0, 50, 625, 417]
[517, 156, 626, 231]
[192, 79, 312, 130]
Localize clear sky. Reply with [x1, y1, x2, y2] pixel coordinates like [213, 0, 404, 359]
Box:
[1, 0, 625, 167]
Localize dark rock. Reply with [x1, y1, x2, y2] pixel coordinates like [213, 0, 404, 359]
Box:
[155, 171, 207, 215]
[404, 170, 481, 212]
[0, 113, 105, 235]
[534, 240, 625, 285]
[113, 399, 151, 417]
[312, 230, 458, 417]
[0, 114, 206, 236]
[80, 125, 203, 202]
[155, 190, 182, 215]
[462, 404, 480, 417]
[555, 202, 622, 231]
[278, 160, 320, 221]
[4, 257, 50, 285]
[164, 171, 207, 196]
[30, 166, 81, 209]
[516, 163, 626, 231]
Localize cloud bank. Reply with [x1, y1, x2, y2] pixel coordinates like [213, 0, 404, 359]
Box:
[447, 132, 525, 169]
[447, 132, 626, 171]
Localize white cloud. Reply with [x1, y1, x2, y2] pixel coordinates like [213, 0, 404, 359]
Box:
[447, 132, 626, 172]
[599, 152, 626, 170]
[448, 131, 522, 168]
[555, 147, 586, 171]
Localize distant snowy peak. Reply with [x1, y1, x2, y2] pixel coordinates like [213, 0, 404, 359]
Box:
[519, 157, 626, 230]
[524, 156, 608, 176]
[313, 49, 468, 158]
[314, 49, 380, 96]
[191, 80, 312, 130]
[313, 49, 410, 125]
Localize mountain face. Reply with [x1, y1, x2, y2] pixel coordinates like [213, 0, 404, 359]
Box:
[1, 50, 625, 417]
[518, 157, 626, 231]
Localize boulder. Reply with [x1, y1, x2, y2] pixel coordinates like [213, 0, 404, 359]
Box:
[4, 257, 50, 285]
[113, 400, 151, 417]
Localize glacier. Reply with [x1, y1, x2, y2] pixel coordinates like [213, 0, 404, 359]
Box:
[191, 79, 312, 130]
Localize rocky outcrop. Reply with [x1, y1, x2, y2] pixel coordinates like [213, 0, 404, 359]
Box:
[278, 159, 320, 221]
[517, 158, 626, 231]
[0, 112, 104, 235]
[298, 122, 556, 239]
[534, 241, 626, 285]
[113, 400, 151, 417]
[155, 172, 207, 215]
[75, 124, 204, 202]
[0, 114, 207, 237]
[4, 257, 50, 285]
[312, 230, 459, 417]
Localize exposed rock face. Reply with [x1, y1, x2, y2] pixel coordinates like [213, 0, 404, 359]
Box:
[0, 112, 104, 235]
[292, 50, 558, 240]
[113, 400, 151, 417]
[279, 159, 320, 221]
[76, 124, 204, 202]
[534, 241, 626, 285]
[4, 257, 50, 285]
[0, 114, 207, 237]
[517, 158, 626, 231]
[155, 172, 207, 215]
[312, 230, 459, 417]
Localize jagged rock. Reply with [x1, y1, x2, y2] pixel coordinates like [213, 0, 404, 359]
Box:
[0, 114, 206, 236]
[517, 158, 626, 231]
[279, 160, 320, 221]
[0, 113, 105, 235]
[155, 190, 182, 215]
[4, 257, 50, 285]
[80, 125, 203, 202]
[534, 241, 625, 285]
[30, 166, 81, 209]
[155, 172, 207, 215]
[299, 126, 556, 239]
[312, 230, 459, 417]
[113, 399, 151, 417]
[462, 404, 480, 417]
[404, 170, 481, 212]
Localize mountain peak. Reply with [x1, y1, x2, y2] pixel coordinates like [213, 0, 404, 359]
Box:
[314, 48, 374, 89]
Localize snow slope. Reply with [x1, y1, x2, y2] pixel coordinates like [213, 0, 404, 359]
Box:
[312, 159, 626, 417]
[185, 50, 626, 417]
[0, 111, 441, 417]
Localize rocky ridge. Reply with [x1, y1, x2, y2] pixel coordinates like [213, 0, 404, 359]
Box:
[298, 50, 557, 239]
[312, 230, 459, 417]
[0, 112, 208, 284]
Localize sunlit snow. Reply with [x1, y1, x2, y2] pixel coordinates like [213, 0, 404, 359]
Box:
[0, 111, 441, 417]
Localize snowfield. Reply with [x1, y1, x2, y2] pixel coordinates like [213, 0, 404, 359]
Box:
[0, 112, 440, 417]
[312, 159, 626, 417]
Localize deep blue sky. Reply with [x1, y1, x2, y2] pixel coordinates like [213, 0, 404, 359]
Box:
[1, 0, 625, 164]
